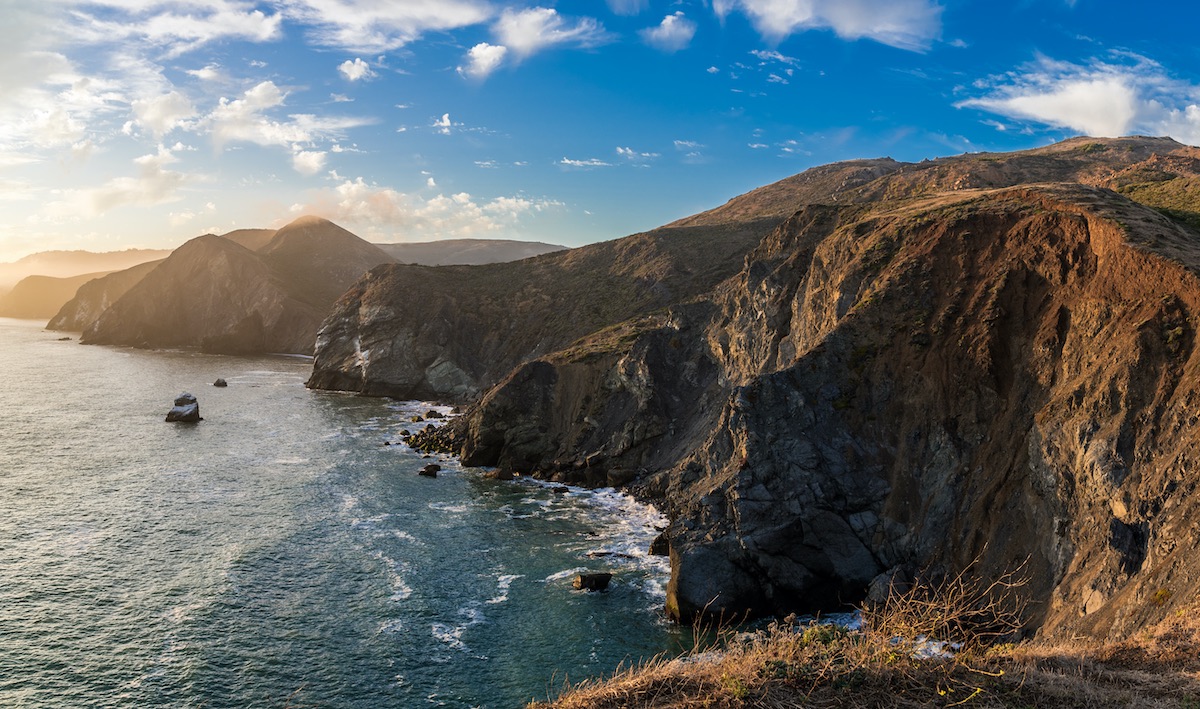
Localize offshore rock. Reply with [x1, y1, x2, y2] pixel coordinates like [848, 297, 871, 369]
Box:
[165, 393, 201, 422]
[573, 572, 613, 592]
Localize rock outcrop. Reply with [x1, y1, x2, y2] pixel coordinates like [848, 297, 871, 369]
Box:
[410, 137, 1200, 642]
[303, 159, 937, 402]
[166, 392, 200, 422]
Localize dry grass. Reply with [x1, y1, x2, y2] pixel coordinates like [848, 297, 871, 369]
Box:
[530, 568, 1200, 708]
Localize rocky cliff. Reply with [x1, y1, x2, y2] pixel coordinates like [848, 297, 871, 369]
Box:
[405, 136, 1200, 641]
[47, 260, 162, 331]
[304, 156, 913, 401]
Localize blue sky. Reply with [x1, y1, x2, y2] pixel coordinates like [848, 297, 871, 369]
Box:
[2, 0, 1200, 260]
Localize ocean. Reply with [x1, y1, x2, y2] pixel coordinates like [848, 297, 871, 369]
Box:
[0, 318, 683, 708]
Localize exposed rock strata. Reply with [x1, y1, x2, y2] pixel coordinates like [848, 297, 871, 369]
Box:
[450, 182, 1200, 641]
[383, 137, 1200, 641]
[307, 220, 776, 400]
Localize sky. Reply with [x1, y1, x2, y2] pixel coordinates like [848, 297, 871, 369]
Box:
[3, 0, 1200, 260]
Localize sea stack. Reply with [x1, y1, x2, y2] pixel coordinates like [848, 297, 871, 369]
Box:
[165, 393, 201, 422]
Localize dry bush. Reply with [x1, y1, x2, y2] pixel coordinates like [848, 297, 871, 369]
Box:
[531, 565, 1200, 708]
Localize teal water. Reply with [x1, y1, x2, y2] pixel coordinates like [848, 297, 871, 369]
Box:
[0, 319, 683, 708]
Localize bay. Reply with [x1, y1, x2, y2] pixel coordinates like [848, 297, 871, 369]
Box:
[0, 318, 682, 708]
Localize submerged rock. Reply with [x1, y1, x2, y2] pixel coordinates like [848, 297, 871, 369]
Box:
[213, 378, 227, 387]
[165, 392, 201, 422]
[573, 572, 613, 592]
[418, 463, 440, 478]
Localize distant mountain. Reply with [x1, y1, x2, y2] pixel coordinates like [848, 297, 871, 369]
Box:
[0, 248, 171, 293]
[375, 239, 565, 265]
[81, 217, 394, 354]
[0, 271, 113, 319]
[47, 260, 164, 332]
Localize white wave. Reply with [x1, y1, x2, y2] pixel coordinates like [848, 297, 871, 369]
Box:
[486, 574, 523, 604]
[543, 566, 591, 583]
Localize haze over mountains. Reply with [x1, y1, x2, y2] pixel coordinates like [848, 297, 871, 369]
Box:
[304, 135, 1200, 642]
[0, 223, 565, 349]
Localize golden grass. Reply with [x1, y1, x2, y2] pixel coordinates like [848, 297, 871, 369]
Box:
[531, 568, 1200, 709]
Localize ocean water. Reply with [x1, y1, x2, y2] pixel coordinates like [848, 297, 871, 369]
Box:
[0, 319, 684, 708]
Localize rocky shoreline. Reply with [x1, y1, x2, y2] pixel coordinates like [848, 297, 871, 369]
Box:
[328, 137, 1200, 642]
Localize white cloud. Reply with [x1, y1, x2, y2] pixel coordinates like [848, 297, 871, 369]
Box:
[606, 0, 648, 15]
[707, 66, 720, 74]
[286, 0, 492, 53]
[713, 0, 942, 51]
[68, 1, 283, 57]
[132, 91, 196, 139]
[494, 7, 609, 58]
[560, 157, 612, 167]
[640, 12, 696, 53]
[292, 149, 327, 175]
[616, 146, 659, 161]
[751, 49, 800, 66]
[673, 139, 703, 150]
[338, 57, 375, 81]
[432, 113, 454, 135]
[959, 54, 1200, 141]
[207, 81, 369, 149]
[295, 176, 563, 239]
[458, 43, 509, 80]
[66, 144, 188, 216]
[187, 64, 223, 81]
[330, 93, 352, 102]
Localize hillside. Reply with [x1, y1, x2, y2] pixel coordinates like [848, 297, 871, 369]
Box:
[305, 159, 907, 400]
[386, 136, 1200, 644]
[47, 260, 164, 332]
[376, 238, 565, 265]
[0, 248, 170, 293]
[0, 271, 112, 319]
[81, 217, 392, 354]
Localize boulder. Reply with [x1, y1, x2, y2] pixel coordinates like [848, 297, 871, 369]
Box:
[649, 531, 670, 557]
[425, 409, 445, 419]
[213, 378, 228, 387]
[573, 572, 613, 592]
[419, 463, 441, 478]
[165, 393, 201, 423]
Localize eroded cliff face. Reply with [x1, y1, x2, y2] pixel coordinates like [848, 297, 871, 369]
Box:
[447, 182, 1200, 641]
[307, 220, 774, 401]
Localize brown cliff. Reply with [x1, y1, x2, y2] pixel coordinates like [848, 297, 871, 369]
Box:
[416, 137, 1200, 641]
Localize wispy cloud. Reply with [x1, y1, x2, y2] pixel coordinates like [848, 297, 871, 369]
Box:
[958, 53, 1200, 141]
[640, 12, 697, 53]
[606, 0, 648, 15]
[560, 156, 611, 168]
[207, 81, 366, 148]
[713, 0, 942, 51]
[494, 7, 609, 59]
[293, 176, 564, 239]
[284, 0, 492, 53]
